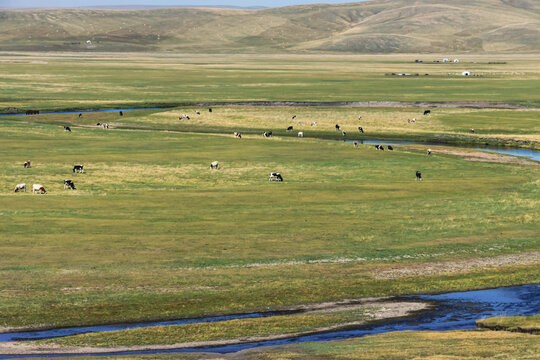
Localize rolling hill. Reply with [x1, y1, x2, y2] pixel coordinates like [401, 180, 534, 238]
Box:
[0, 0, 539, 53]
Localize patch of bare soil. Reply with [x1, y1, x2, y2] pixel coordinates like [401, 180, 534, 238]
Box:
[426, 148, 539, 166]
[0, 300, 426, 355]
[374, 252, 540, 280]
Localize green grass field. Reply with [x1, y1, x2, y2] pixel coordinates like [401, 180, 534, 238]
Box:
[0, 54, 539, 354]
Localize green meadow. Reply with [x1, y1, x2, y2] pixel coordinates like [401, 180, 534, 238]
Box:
[0, 53, 538, 351]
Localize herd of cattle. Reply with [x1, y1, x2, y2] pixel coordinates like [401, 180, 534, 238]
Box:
[13, 107, 433, 194]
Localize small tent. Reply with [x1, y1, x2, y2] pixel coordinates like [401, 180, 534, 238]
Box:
[443, 58, 450, 62]
[462, 71, 471, 76]
[453, 59, 460, 63]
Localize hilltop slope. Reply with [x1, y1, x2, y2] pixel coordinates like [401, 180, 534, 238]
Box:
[0, 0, 539, 53]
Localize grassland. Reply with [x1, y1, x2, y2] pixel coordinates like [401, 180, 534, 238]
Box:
[1, 53, 540, 113]
[477, 314, 540, 334]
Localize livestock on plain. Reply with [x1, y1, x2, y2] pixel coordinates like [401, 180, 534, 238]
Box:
[23, 160, 31, 168]
[298, 132, 303, 138]
[269, 172, 283, 182]
[210, 161, 219, 170]
[342, 131, 346, 136]
[335, 124, 341, 131]
[358, 127, 364, 133]
[209, 108, 212, 113]
[470, 128, 475, 133]
[32, 184, 47, 194]
[292, 115, 296, 120]
[195, 110, 201, 115]
[64, 126, 71, 132]
[14, 183, 26, 192]
[234, 132, 242, 138]
[416, 171, 423, 181]
[311, 122, 317, 126]
[263, 131, 273, 138]
[387, 145, 393, 151]
[73, 164, 84, 173]
[287, 126, 293, 131]
[424, 110, 431, 115]
[119, 111, 123, 116]
[427, 148, 432, 155]
[64, 180, 76, 190]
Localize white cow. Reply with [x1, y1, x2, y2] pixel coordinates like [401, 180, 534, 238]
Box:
[210, 161, 219, 170]
[14, 183, 26, 193]
[298, 132, 304, 138]
[269, 172, 283, 181]
[32, 184, 46, 194]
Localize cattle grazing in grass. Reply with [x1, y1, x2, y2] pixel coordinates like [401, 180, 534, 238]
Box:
[424, 110, 431, 116]
[358, 126, 364, 133]
[411, 118, 416, 123]
[269, 172, 283, 181]
[358, 116, 362, 121]
[97, 123, 102, 126]
[353, 141, 358, 148]
[234, 132, 242, 139]
[73, 164, 84, 173]
[209, 108, 212, 113]
[311, 122, 317, 126]
[210, 161, 219, 170]
[64, 126, 71, 132]
[263, 131, 273, 138]
[416, 171, 423, 181]
[195, 110, 201, 115]
[78, 113, 82, 118]
[26, 110, 39, 115]
[179, 114, 191, 121]
[375, 145, 385, 150]
[335, 124, 341, 131]
[387, 145, 393, 151]
[292, 115, 296, 120]
[102, 123, 109, 129]
[287, 126, 293, 131]
[427, 148, 432, 155]
[298, 132, 303, 137]
[32, 184, 46, 194]
[23, 160, 31, 168]
[119, 111, 123, 116]
[470, 128, 475, 133]
[342, 131, 346, 136]
[14, 183, 26, 193]
[64, 180, 76, 190]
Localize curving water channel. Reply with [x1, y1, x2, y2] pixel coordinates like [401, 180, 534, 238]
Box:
[0, 284, 538, 359]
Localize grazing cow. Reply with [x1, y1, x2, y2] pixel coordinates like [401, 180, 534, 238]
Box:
[97, 123, 102, 126]
[427, 148, 432, 156]
[64, 126, 71, 132]
[358, 116, 362, 121]
[209, 108, 212, 113]
[311, 122, 317, 127]
[411, 118, 416, 123]
[424, 110, 431, 116]
[387, 145, 393, 151]
[342, 131, 346, 136]
[470, 128, 475, 134]
[335, 124, 341, 131]
[358, 126, 364, 133]
[287, 126, 293, 131]
[269, 172, 283, 181]
[78, 113, 82, 118]
[23, 160, 31, 168]
[73, 164, 84, 173]
[32, 184, 46, 194]
[210, 161, 219, 170]
[26, 110, 39, 115]
[292, 115, 296, 120]
[195, 110, 201, 115]
[298, 132, 303, 138]
[119, 111, 123, 116]
[234, 132, 242, 138]
[263, 131, 273, 138]
[416, 171, 423, 181]
[375, 145, 384, 150]
[14, 183, 26, 193]
[353, 141, 358, 148]
[64, 180, 76, 190]
[102, 123, 109, 129]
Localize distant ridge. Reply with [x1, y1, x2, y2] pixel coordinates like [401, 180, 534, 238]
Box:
[80, 5, 267, 10]
[0, 0, 539, 53]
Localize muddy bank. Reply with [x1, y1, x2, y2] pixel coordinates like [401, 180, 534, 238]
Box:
[0, 300, 426, 355]
[475, 322, 540, 335]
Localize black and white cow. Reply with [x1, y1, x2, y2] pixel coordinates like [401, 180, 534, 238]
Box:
[416, 171, 423, 181]
[210, 161, 219, 170]
[269, 172, 283, 181]
[234, 132, 242, 138]
[292, 115, 297, 120]
[23, 160, 31, 168]
[358, 126, 364, 133]
[387, 145, 393, 151]
[64, 180, 76, 190]
[78, 113, 82, 118]
[427, 148, 432, 156]
[14, 183, 26, 192]
[73, 164, 84, 173]
[195, 110, 201, 115]
[287, 126, 293, 131]
[64, 126, 71, 132]
[424, 110, 431, 116]
[335, 124, 341, 131]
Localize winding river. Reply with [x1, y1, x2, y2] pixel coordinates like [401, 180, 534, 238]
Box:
[0, 284, 538, 359]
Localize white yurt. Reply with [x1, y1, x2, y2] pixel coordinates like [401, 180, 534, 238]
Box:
[454, 59, 460, 63]
[462, 71, 471, 76]
[443, 58, 450, 62]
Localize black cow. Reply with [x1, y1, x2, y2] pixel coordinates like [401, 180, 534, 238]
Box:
[78, 113, 82, 118]
[73, 164, 84, 173]
[387, 145, 393, 151]
[375, 145, 384, 150]
[269, 172, 283, 182]
[358, 126, 364, 133]
[424, 110, 431, 115]
[292, 115, 296, 120]
[287, 126, 293, 131]
[416, 171, 423, 181]
[335, 124, 341, 131]
[64, 126, 71, 132]
[64, 180, 76, 190]
[119, 111, 123, 116]
[209, 108, 212, 113]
